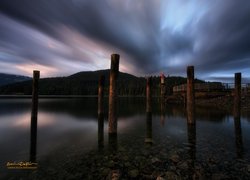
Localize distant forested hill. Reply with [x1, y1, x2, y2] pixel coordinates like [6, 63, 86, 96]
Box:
[0, 69, 204, 96]
[0, 73, 31, 86]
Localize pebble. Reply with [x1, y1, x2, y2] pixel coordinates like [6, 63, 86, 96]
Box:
[128, 169, 139, 178]
[247, 165, 250, 172]
[170, 154, 180, 163]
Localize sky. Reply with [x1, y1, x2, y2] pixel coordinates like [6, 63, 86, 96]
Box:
[0, 0, 250, 82]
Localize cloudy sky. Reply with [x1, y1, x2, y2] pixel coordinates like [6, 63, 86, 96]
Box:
[0, 0, 250, 82]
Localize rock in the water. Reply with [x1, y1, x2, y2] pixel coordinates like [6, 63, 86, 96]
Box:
[165, 171, 178, 180]
[151, 157, 161, 164]
[178, 162, 189, 170]
[212, 173, 229, 180]
[128, 169, 139, 178]
[247, 165, 250, 172]
[156, 176, 165, 180]
[170, 154, 180, 163]
[102, 168, 111, 176]
[107, 169, 121, 180]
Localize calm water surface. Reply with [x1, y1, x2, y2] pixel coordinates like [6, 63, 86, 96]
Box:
[1, 97, 250, 179]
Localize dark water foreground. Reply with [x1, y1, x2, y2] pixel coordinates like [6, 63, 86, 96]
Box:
[1, 98, 250, 179]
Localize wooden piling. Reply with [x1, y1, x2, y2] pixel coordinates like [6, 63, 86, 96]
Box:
[186, 66, 195, 124]
[98, 75, 105, 150]
[145, 77, 153, 144]
[234, 73, 241, 118]
[30, 70, 39, 162]
[98, 75, 105, 116]
[233, 73, 243, 158]
[146, 77, 152, 113]
[160, 73, 165, 98]
[108, 54, 120, 134]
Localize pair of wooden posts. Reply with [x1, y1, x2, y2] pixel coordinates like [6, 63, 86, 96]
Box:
[98, 54, 120, 135]
[186, 66, 242, 125]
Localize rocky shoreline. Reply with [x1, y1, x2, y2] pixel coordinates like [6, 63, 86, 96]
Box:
[5, 135, 250, 180]
[167, 94, 250, 111]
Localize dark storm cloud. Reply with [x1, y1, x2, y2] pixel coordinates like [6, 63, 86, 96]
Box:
[0, 0, 250, 81]
[192, 0, 250, 79]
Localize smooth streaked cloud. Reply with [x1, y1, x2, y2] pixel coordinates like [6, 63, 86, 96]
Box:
[0, 0, 249, 82]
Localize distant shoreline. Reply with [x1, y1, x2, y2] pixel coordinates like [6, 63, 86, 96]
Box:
[0, 95, 97, 98]
[0, 95, 146, 98]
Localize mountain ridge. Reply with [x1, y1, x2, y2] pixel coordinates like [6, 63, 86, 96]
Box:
[0, 69, 204, 95]
[0, 73, 31, 87]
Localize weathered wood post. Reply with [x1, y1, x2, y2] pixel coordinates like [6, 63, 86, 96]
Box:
[160, 73, 165, 98]
[98, 75, 105, 150]
[30, 70, 39, 162]
[186, 66, 195, 124]
[146, 77, 152, 113]
[234, 73, 241, 118]
[145, 77, 153, 144]
[108, 54, 119, 134]
[98, 75, 105, 116]
[233, 72, 243, 158]
[160, 73, 166, 126]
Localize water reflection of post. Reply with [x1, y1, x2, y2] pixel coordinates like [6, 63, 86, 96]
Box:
[187, 124, 196, 161]
[145, 77, 153, 144]
[30, 70, 39, 162]
[98, 75, 105, 150]
[233, 72, 244, 158]
[187, 123, 196, 178]
[160, 99, 166, 126]
[108, 133, 118, 151]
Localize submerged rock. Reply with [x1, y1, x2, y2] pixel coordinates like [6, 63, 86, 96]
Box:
[107, 169, 121, 180]
[156, 176, 166, 180]
[170, 154, 180, 163]
[165, 171, 178, 180]
[128, 169, 139, 178]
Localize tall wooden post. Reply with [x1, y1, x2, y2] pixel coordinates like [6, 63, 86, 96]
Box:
[146, 77, 152, 113]
[233, 72, 243, 158]
[98, 75, 105, 150]
[187, 66, 195, 124]
[108, 54, 119, 134]
[30, 70, 39, 162]
[145, 77, 153, 144]
[160, 73, 165, 98]
[234, 73, 241, 118]
[98, 75, 105, 116]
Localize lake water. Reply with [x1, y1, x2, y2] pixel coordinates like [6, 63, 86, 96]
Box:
[1, 97, 250, 179]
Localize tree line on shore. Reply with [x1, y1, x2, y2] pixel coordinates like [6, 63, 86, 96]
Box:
[0, 69, 204, 96]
